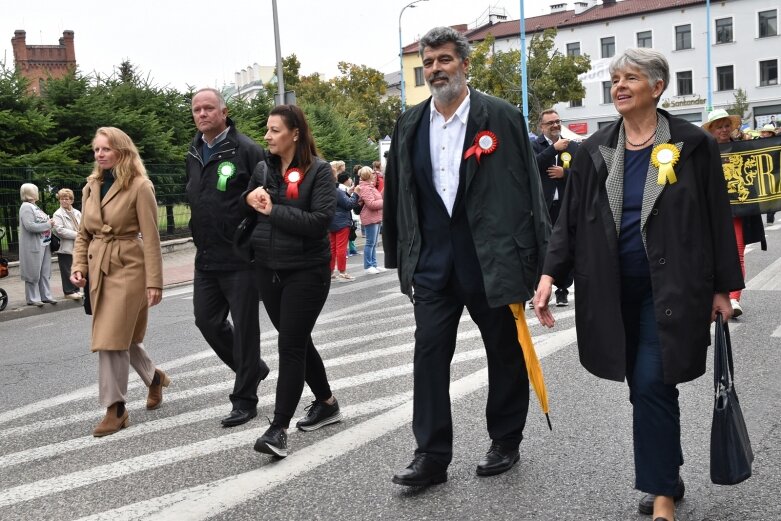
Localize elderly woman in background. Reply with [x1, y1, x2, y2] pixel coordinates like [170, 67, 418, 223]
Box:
[18, 183, 57, 307]
[53, 188, 83, 300]
[71, 127, 170, 437]
[701, 109, 767, 317]
[355, 166, 384, 274]
[534, 48, 743, 521]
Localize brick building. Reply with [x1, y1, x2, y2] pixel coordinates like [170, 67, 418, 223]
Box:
[11, 30, 76, 94]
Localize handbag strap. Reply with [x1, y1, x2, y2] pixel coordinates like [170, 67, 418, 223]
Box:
[714, 313, 735, 396]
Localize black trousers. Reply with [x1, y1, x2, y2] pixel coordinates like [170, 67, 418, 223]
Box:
[56, 253, 79, 294]
[411, 275, 530, 465]
[256, 264, 333, 429]
[194, 268, 264, 410]
[549, 200, 574, 295]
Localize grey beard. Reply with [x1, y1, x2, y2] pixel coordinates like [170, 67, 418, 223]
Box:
[429, 73, 467, 106]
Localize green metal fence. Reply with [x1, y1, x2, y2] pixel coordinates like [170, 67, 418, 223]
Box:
[0, 164, 188, 262]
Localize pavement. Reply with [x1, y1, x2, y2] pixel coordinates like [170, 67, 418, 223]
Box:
[0, 238, 197, 323]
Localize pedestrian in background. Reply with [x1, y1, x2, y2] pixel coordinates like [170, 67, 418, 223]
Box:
[702, 109, 767, 317]
[355, 166, 384, 274]
[328, 161, 359, 282]
[245, 104, 342, 458]
[372, 160, 385, 193]
[52, 188, 83, 300]
[186, 87, 270, 428]
[534, 48, 743, 521]
[71, 127, 169, 437]
[383, 26, 549, 487]
[18, 183, 57, 307]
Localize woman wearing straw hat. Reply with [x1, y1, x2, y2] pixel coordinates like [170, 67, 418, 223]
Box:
[702, 109, 767, 317]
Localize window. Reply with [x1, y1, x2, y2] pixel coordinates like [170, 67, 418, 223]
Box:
[677, 71, 693, 96]
[566, 42, 581, 57]
[675, 24, 692, 50]
[715, 18, 733, 43]
[602, 81, 612, 104]
[717, 65, 734, 91]
[759, 10, 778, 38]
[637, 31, 652, 48]
[760, 59, 778, 86]
[598, 120, 614, 130]
[601, 37, 615, 58]
[570, 99, 583, 108]
[414, 67, 424, 87]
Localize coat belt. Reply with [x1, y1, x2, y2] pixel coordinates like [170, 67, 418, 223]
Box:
[91, 226, 140, 308]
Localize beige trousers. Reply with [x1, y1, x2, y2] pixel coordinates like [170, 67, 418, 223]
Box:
[98, 343, 156, 407]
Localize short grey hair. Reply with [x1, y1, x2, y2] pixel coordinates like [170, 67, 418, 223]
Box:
[609, 48, 669, 98]
[20, 183, 39, 203]
[419, 27, 470, 61]
[193, 87, 227, 110]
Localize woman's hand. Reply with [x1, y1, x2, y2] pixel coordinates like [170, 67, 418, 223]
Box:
[353, 185, 361, 195]
[147, 288, 162, 307]
[533, 275, 556, 328]
[712, 292, 733, 322]
[246, 187, 272, 215]
[70, 271, 87, 288]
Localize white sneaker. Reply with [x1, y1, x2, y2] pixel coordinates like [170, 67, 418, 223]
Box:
[730, 299, 743, 318]
[375, 266, 387, 272]
[64, 293, 82, 300]
[365, 267, 380, 275]
[335, 272, 355, 282]
[331, 270, 338, 279]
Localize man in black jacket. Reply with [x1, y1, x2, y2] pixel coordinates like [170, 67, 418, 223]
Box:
[186, 88, 269, 427]
[532, 109, 578, 306]
[384, 27, 550, 487]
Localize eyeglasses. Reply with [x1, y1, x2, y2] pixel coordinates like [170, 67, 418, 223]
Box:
[542, 119, 562, 127]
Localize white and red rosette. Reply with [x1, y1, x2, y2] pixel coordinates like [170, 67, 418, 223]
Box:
[464, 130, 498, 164]
[283, 167, 304, 199]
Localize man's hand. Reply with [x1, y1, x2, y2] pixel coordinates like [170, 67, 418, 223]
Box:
[547, 165, 565, 179]
[553, 138, 570, 152]
[533, 275, 556, 328]
[712, 292, 733, 322]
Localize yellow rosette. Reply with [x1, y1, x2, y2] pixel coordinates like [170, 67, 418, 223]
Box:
[560, 152, 572, 169]
[651, 143, 680, 185]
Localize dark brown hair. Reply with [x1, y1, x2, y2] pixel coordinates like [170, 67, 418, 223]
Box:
[269, 104, 318, 173]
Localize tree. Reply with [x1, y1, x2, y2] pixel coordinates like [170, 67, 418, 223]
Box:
[469, 30, 591, 129]
[726, 88, 749, 121]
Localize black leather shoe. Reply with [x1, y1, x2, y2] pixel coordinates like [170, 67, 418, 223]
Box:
[221, 408, 257, 428]
[259, 360, 270, 382]
[392, 455, 448, 487]
[638, 476, 685, 515]
[42, 299, 58, 305]
[476, 442, 520, 476]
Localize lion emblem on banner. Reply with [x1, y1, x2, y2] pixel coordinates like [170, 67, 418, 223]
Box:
[722, 155, 758, 202]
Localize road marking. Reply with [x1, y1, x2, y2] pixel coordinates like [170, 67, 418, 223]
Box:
[772, 323, 781, 338]
[745, 254, 781, 291]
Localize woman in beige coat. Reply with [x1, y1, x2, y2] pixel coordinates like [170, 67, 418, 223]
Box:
[71, 127, 170, 437]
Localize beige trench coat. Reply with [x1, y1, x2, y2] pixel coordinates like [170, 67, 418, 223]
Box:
[72, 175, 163, 351]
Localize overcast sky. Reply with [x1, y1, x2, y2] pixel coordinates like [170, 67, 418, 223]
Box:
[2, 0, 552, 92]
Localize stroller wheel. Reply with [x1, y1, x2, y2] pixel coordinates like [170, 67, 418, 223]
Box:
[0, 288, 7, 311]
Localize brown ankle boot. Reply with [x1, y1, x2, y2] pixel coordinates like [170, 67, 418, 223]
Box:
[146, 369, 171, 410]
[93, 402, 129, 437]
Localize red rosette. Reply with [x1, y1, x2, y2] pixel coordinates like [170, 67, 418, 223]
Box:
[463, 130, 499, 164]
[284, 167, 304, 199]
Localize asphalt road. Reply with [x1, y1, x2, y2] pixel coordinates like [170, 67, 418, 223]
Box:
[1, 226, 780, 521]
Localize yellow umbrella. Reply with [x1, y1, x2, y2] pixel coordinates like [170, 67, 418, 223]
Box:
[509, 303, 552, 430]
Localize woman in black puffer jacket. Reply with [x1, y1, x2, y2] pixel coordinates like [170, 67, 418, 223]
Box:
[242, 104, 342, 458]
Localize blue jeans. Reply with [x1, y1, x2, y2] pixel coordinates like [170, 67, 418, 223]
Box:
[363, 223, 380, 269]
[622, 277, 683, 496]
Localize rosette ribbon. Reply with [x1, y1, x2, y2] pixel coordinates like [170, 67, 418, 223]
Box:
[651, 143, 680, 186]
[284, 168, 304, 199]
[463, 130, 498, 165]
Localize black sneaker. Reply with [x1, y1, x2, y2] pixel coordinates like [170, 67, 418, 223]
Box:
[295, 398, 343, 431]
[555, 292, 569, 307]
[254, 424, 288, 458]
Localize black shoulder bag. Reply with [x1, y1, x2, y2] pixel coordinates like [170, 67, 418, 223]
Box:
[710, 313, 753, 485]
[233, 162, 267, 264]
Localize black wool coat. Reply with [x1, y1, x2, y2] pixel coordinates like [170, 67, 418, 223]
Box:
[543, 110, 744, 385]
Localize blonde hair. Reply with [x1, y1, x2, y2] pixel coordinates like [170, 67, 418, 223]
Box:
[20, 183, 39, 203]
[358, 166, 374, 182]
[89, 127, 148, 189]
[57, 188, 75, 200]
[330, 160, 346, 174]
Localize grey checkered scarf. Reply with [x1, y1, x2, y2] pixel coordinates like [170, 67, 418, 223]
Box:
[600, 114, 683, 248]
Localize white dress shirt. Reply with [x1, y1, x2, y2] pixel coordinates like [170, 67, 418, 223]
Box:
[545, 135, 560, 201]
[429, 95, 470, 216]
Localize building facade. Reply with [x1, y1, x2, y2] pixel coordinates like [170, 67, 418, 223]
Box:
[398, 0, 780, 133]
[11, 30, 76, 95]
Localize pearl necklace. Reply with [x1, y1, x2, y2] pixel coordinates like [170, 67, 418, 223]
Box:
[626, 129, 656, 148]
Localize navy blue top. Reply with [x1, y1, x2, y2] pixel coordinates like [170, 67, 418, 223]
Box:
[619, 146, 651, 277]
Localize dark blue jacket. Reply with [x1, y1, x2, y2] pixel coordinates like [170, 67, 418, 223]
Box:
[328, 186, 359, 232]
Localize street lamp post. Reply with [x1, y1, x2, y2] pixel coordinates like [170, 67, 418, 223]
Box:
[399, 0, 428, 112]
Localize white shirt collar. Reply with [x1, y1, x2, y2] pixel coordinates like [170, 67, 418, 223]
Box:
[429, 93, 471, 125]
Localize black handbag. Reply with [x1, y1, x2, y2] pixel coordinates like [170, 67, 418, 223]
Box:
[232, 216, 256, 264]
[710, 313, 753, 485]
[50, 233, 61, 253]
